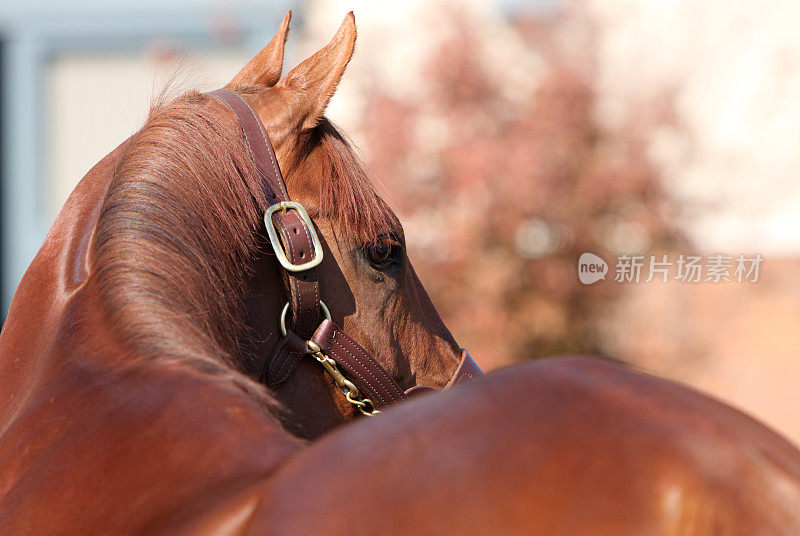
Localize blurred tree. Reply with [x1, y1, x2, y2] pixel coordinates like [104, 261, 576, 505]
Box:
[359, 8, 687, 367]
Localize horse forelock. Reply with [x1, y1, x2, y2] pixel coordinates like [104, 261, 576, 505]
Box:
[90, 90, 398, 406]
[290, 118, 402, 244]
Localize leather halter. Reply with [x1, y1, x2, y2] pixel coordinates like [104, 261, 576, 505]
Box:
[208, 88, 481, 414]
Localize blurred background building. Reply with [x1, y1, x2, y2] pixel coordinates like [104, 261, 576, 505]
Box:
[1, 0, 798, 443]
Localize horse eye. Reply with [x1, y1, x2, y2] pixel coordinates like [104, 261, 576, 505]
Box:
[365, 236, 402, 269]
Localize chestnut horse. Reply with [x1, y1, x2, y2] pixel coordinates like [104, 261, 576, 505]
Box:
[1, 11, 799, 535]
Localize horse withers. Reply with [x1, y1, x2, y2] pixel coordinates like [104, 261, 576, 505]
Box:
[0, 11, 798, 535]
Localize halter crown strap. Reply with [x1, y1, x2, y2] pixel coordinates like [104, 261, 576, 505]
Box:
[208, 88, 322, 340]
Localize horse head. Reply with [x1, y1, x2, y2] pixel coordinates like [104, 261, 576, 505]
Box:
[87, 12, 472, 439]
[227, 12, 475, 437]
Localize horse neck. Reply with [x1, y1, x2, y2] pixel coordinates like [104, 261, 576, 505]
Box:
[0, 139, 125, 427]
[0, 141, 303, 509]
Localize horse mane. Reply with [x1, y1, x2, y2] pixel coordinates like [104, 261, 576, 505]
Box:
[91, 90, 398, 405]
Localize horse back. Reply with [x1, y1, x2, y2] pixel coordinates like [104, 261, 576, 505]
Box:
[245, 357, 800, 535]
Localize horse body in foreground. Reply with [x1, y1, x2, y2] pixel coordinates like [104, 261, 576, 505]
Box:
[0, 11, 799, 535]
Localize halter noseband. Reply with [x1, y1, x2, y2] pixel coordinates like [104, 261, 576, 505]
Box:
[208, 88, 481, 416]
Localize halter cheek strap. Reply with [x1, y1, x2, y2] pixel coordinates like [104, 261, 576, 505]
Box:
[207, 88, 482, 415]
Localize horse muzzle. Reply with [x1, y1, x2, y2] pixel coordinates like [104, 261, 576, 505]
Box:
[404, 349, 482, 397]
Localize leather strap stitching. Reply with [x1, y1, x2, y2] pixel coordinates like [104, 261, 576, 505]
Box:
[275, 350, 300, 384]
[329, 336, 391, 406]
[222, 89, 289, 200]
[330, 330, 401, 404]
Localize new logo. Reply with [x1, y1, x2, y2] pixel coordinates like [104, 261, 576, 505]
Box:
[578, 253, 608, 285]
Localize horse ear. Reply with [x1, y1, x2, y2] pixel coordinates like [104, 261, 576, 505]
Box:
[277, 12, 356, 131]
[228, 11, 292, 88]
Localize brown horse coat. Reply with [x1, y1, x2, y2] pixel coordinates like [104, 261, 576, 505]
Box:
[250, 358, 800, 535]
[1, 12, 800, 536]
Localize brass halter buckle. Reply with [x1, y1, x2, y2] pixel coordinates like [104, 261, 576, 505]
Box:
[264, 201, 324, 272]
